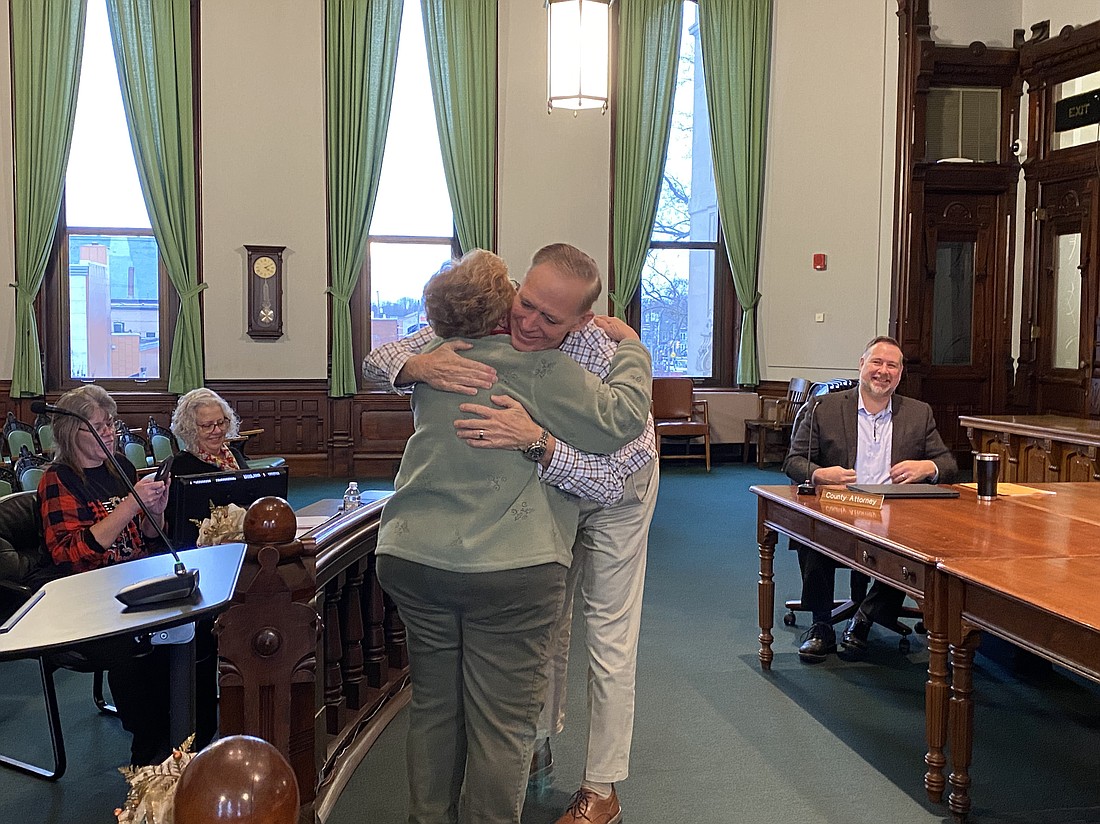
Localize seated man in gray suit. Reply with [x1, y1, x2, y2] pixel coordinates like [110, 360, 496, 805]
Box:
[782, 336, 957, 663]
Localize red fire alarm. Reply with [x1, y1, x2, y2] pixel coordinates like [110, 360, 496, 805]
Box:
[813, 253, 827, 271]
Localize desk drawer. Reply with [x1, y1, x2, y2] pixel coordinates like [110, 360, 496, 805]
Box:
[856, 539, 925, 592]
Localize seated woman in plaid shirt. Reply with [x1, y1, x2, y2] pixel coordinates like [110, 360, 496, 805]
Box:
[38, 385, 214, 765]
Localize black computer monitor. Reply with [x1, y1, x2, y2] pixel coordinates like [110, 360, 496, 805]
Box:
[168, 466, 289, 548]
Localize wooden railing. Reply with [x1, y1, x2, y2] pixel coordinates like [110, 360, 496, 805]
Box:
[214, 495, 407, 823]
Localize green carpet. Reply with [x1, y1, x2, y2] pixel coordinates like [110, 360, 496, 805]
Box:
[3, 464, 1099, 823]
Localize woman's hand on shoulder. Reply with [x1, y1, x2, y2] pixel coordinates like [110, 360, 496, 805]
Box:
[593, 315, 640, 342]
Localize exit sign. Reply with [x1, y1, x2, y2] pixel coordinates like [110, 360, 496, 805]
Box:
[1054, 89, 1100, 132]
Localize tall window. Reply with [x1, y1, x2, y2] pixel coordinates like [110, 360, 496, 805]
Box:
[366, 2, 456, 350]
[639, 2, 725, 381]
[61, 0, 165, 383]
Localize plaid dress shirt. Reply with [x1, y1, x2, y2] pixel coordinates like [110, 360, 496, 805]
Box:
[363, 320, 657, 506]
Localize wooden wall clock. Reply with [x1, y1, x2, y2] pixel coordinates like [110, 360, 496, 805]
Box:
[245, 245, 286, 340]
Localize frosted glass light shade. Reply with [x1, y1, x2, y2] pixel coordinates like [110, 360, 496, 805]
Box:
[547, 0, 611, 112]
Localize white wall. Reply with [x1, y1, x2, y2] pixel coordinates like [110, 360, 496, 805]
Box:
[199, 0, 329, 380]
[497, 0, 611, 305]
[757, 1, 897, 384]
[0, 1, 1097, 386]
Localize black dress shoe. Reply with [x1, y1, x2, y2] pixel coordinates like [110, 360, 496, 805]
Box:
[840, 614, 872, 659]
[798, 622, 836, 663]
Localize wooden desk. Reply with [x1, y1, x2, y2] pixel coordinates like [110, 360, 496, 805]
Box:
[750, 483, 1100, 816]
[960, 413, 1100, 483]
[942, 553, 1100, 821]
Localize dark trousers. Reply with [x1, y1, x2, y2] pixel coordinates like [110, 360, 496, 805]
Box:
[56, 619, 219, 766]
[794, 540, 906, 626]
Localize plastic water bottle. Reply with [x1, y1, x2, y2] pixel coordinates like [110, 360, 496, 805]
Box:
[342, 481, 361, 513]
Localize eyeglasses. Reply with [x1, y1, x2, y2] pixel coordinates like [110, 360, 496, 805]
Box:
[84, 417, 117, 436]
[196, 417, 231, 433]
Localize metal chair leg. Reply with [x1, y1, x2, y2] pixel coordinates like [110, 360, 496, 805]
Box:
[93, 670, 118, 716]
[0, 658, 66, 780]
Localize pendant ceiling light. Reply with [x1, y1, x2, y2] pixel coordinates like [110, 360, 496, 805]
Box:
[547, 0, 612, 113]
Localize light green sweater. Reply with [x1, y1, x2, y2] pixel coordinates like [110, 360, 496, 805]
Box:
[377, 335, 651, 573]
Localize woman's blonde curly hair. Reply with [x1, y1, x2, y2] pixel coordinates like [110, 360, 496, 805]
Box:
[423, 249, 515, 339]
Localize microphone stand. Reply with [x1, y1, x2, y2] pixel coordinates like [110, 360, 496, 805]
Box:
[796, 396, 819, 496]
[31, 401, 200, 608]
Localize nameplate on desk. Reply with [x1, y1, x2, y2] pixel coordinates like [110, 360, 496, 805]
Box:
[820, 488, 884, 510]
[820, 502, 884, 521]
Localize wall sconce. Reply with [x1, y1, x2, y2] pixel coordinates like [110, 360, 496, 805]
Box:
[547, 0, 612, 113]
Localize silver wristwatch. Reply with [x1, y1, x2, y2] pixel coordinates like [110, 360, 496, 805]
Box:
[522, 428, 550, 462]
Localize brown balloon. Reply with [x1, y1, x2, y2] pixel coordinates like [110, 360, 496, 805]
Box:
[174, 735, 299, 824]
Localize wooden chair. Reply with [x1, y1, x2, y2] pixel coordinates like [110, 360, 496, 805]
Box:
[0, 467, 15, 498]
[13, 447, 47, 493]
[742, 377, 812, 468]
[36, 423, 55, 456]
[3, 412, 39, 465]
[652, 377, 711, 471]
[146, 416, 174, 442]
[116, 426, 154, 470]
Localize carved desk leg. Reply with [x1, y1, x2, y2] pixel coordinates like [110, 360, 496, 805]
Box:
[757, 499, 777, 670]
[923, 570, 949, 803]
[948, 620, 981, 824]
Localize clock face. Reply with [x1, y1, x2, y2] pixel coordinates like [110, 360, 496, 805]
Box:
[253, 255, 277, 279]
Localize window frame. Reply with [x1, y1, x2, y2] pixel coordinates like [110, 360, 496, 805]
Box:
[39, 0, 200, 395]
[351, 232, 461, 390]
[626, 234, 739, 387]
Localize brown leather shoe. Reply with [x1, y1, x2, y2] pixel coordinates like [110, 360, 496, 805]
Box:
[554, 786, 622, 824]
[529, 737, 553, 782]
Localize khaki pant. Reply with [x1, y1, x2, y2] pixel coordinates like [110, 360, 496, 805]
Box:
[538, 458, 659, 784]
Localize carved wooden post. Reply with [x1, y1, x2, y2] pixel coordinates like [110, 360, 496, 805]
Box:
[214, 497, 320, 811]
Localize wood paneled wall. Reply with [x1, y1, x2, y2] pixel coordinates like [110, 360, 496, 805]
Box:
[1, 380, 412, 479]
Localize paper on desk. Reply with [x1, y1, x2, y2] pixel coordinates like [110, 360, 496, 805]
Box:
[956, 482, 1055, 496]
[296, 515, 334, 537]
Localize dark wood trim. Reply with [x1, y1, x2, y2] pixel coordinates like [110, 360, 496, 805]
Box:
[2, 379, 410, 479]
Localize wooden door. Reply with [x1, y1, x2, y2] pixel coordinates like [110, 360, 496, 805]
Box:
[903, 191, 1010, 453]
[1032, 178, 1096, 415]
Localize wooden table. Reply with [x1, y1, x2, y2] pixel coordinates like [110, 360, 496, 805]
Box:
[942, 553, 1100, 821]
[750, 483, 1100, 819]
[960, 413, 1100, 483]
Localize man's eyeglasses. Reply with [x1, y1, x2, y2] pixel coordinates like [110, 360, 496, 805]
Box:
[196, 417, 231, 433]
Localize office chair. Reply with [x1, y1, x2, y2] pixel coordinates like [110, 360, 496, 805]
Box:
[0, 491, 116, 780]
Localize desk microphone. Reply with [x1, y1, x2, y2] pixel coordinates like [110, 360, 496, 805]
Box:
[796, 396, 819, 496]
[31, 400, 199, 608]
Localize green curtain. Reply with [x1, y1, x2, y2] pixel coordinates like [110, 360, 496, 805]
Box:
[699, 0, 772, 386]
[9, 0, 86, 398]
[325, 0, 403, 397]
[106, 0, 204, 393]
[608, 0, 681, 320]
[420, 0, 496, 253]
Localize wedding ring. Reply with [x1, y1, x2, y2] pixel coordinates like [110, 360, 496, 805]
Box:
[477, 430, 485, 440]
